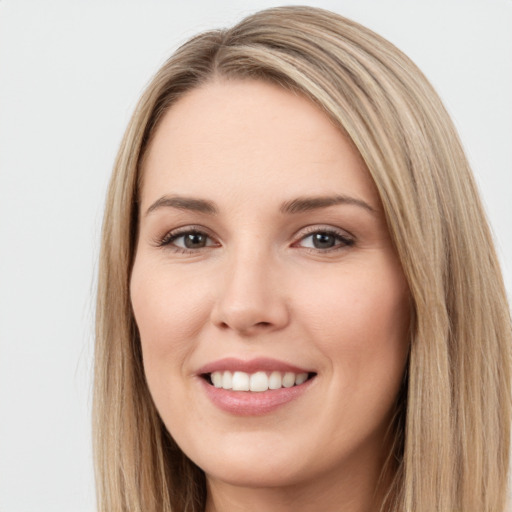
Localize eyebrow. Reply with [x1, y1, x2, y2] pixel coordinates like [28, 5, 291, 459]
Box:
[145, 195, 218, 216]
[144, 193, 376, 217]
[280, 195, 376, 215]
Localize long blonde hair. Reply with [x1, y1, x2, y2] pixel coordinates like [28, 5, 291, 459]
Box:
[94, 6, 511, 511]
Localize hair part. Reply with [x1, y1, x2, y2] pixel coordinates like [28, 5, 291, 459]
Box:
[94, 6, 511, 511]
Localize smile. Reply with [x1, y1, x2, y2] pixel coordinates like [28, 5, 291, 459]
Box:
[197, 358, 317, 415]
[207, 370, 311, 392]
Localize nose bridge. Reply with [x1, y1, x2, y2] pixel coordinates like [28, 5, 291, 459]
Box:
[211, 239, 288, 334]
[227, 242, 272, 303]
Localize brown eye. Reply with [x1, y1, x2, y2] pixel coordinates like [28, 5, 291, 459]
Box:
[160, 229, 217, 251]
[182, 232, 208, 249]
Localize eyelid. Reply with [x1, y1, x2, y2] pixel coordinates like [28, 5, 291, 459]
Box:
[292, 225, 355, 250]
[293, 224, 354, 240]
[155, 225, 219, 250]
[153, 224, 354, 253]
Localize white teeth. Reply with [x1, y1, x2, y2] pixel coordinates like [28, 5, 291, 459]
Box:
[282, 372, 295, 388]
[211, 371, 223, 388]
[268, 371, 282, 389]
[295, 373, 308, 385]
[232, 371, 250, 391]
[222, 371, 233, 390]
[249, 371, 268, 392]
[209, 370, 311, 391]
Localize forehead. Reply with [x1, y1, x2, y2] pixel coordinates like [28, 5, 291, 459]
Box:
[141, 78, 379, 209]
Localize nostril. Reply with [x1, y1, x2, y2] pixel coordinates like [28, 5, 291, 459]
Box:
[210, 292, 290, 334]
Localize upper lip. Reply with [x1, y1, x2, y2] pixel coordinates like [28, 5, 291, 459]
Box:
[197, 357, 313, 375]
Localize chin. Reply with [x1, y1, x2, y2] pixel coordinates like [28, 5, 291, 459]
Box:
[202, 458, 307, 489]
[181, 432, 314, 488]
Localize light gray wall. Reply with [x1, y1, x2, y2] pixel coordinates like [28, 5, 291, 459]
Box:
[0, 1, 510, 510]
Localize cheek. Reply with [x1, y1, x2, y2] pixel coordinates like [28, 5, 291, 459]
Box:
[293, 257, 410, 391]
[299, 261, 408, 334]
[130, 262, 214, 376]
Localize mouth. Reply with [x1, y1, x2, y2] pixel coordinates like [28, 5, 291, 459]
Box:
[201, 370, 317, 392]
[196, 358, 317, 414]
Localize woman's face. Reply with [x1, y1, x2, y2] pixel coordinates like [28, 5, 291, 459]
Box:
[131, 79, 410, 493]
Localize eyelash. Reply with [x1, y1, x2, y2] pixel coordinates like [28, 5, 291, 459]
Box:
[157, 226, 355, 254]
[157, 227, 217, 254]
[294, 226, 355, 252]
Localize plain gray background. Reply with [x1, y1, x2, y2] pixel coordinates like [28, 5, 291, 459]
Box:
[0, 1, 511, 511]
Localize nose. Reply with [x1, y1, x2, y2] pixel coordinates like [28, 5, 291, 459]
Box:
[210, 246, 290, 336]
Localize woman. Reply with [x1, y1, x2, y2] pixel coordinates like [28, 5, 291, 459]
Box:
[93, 6, 511, 511]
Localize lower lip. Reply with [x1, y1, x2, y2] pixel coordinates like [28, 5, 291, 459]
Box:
[199, 377, 315, 416]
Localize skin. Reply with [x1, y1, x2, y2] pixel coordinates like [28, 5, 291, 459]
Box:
[130, 78, 410, 512]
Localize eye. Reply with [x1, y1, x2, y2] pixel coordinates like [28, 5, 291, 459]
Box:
[159, 229, 218, 252]
[296, 229, 354, 251]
